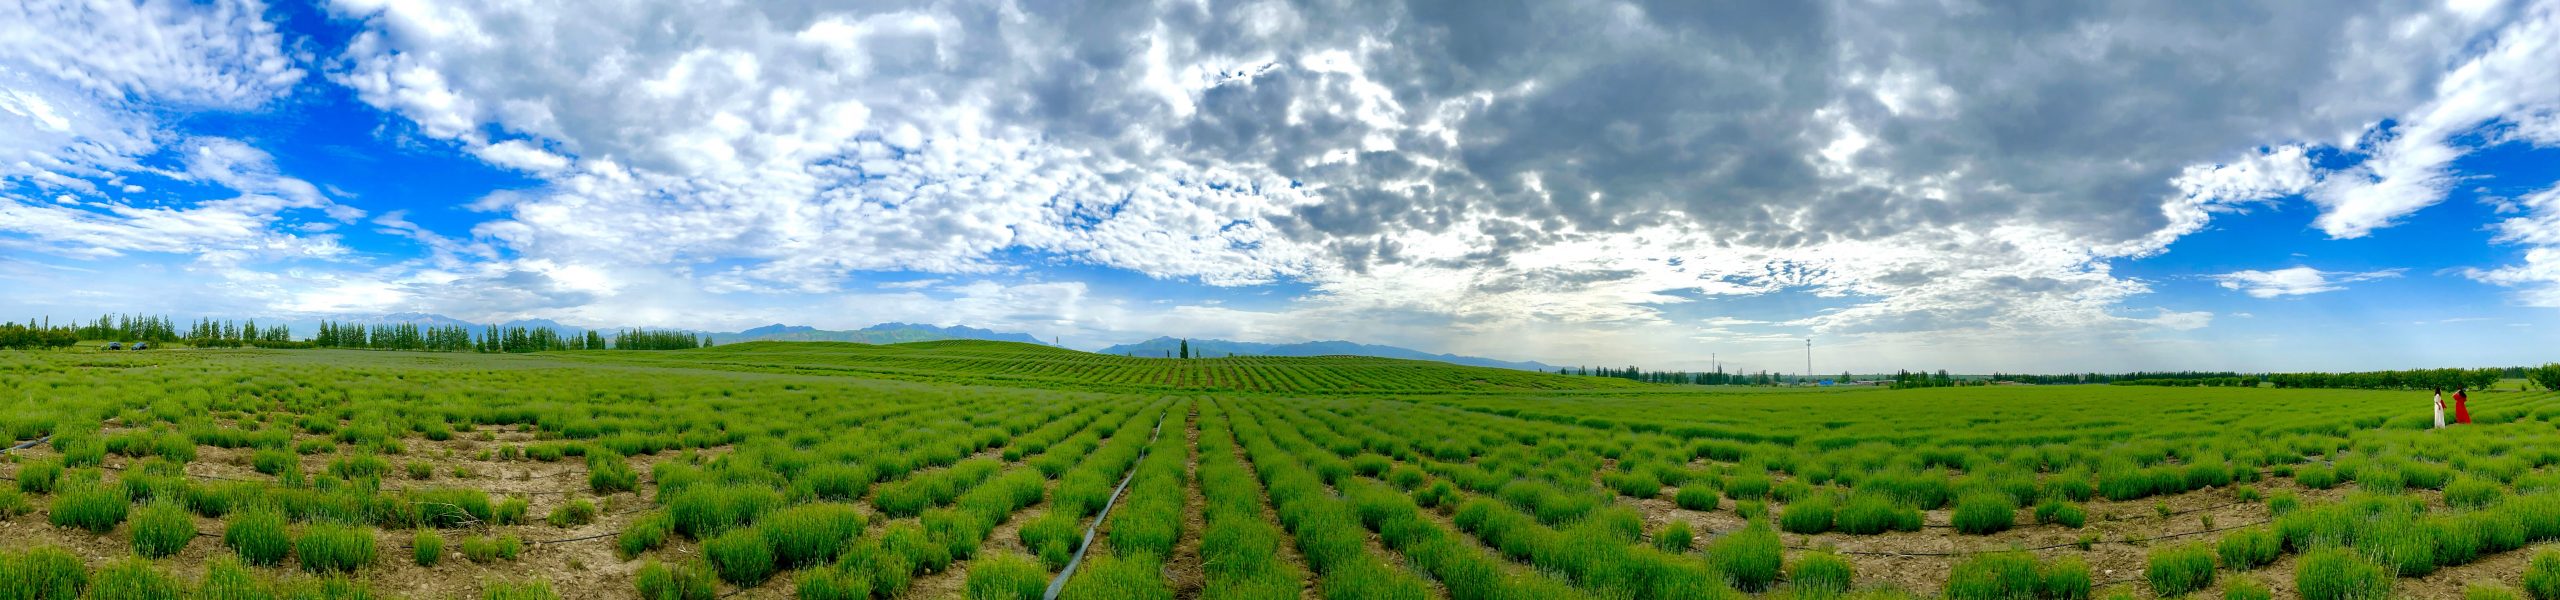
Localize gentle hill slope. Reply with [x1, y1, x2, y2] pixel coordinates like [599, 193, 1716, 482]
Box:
[571, 339, 1635, 393]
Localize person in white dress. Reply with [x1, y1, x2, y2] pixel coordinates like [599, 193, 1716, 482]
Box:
[2432, 387, 2447, 430]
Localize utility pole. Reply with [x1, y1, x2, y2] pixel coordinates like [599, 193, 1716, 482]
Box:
[1804, 338, 1813, 386]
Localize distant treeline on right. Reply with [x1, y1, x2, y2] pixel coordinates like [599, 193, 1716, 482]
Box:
[1988, 366, 2557, 391]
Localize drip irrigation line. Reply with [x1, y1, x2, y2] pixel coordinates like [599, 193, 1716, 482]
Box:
[1042, 408, 1172, 600]
[5, 435, 50, 453]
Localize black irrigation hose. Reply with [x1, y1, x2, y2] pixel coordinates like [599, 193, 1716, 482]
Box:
[1041, 410, 1172, 600]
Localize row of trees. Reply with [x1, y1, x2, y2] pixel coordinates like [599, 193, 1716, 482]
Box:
[608, 329, 709, 350]
[1, 314, 710, 354]
[72, 314, 180, 343]
[0, 321, 80, 349]
[314, 322, 479, 351]
[181, 318, 299, 348]
[1988, 371, 2248, 385]
[1557, 366, 1802, 386]
[2264, 368, 2506, 391]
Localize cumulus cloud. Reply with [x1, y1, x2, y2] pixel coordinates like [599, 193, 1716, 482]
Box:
[312, 0, 2537, 344]
[0, 0, 343, 271]
[2465, 184, 2560, 306]
[2213, 267, 2406, 299]
[10, 0, 2560, 371]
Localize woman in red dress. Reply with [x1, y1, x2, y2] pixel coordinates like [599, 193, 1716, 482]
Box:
[2454, 387, 2472, 424]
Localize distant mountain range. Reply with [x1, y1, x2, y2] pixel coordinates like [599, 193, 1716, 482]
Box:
[1096, 337, 1558, 372]
[710, 322, 1048, 345]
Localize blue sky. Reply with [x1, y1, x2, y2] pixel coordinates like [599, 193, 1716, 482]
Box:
[4, 0, 2559, 374]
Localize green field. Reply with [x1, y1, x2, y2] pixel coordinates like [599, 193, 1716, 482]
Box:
[2, 343, 2556, 600]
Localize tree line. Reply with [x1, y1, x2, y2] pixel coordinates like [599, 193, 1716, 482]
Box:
[0, 320, 80, 349]
[4, 314, 712, 353]
[182, 318, 301, 348]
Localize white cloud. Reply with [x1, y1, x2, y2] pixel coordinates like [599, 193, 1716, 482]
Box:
[2213, 266, 2406, 299]
[2306, 1, 2560, 238]
[2465, 183, 2560, 306]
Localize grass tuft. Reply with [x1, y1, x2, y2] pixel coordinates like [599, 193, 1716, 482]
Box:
[964, 552, 1049, 600]
[130, 498, 195, 558]
[635, 560, 722, 600]
[704, 527, 775, 586]
[1707, 522, 1783, 592]
[1951, 493, 2017, 535]
[47, 480, 128, 533]
[2295, 547, 2392, 600]
[2145, 542, 2214, 597]
[224, 504, 292, 566]
[414, 530, 445, 566]
[295, 522, 378, 574]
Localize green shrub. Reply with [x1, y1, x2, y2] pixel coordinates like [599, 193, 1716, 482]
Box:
[197, 556, 266, 600]
[327, 454, 389, 480]
[1952, 493, 2016, 535]
[130, 499, 195, 558]
[2043, 556, 2093, 600]
[589, 452, 639, 495]
[635, 560, 721, 600]
[0, 489, 28, 516]
[618, 510, 674, 560]
[2528, 550, 2560, 600]
[1788, 551, 1854, 596]
[2223, 576, 2273, 600]
[965, 552, 1048, 600]
[546, 499, 597, 528]
[1725, 473, 1773, 500]
[2034, 498, 2086, 528]
[2267, 492, 2301, 516]
[1655, 519, 1694, 552]
[1946, 552, 2040, 600]
[224, 505, 292, 566]
[461, 534, 524, 563]
[2473, 584, 2525, 600]
[47, 481, 128, 533]
[295, 522, 377, 573]
[2295, 465, 2339, 489]
[2446, 478, 2504, 509]
[760, 502, 864, 568]
[15, 459, 61, 494]
[668, 484, 781, 539]
[405, 461, 434, 480]
[0, 545, 88, 599]
[1836, 493, 1921, 534]
[2295, 547, 2391, 600]
[413, 530, 445, 566]
[1780, 495, 1835, 534]
[2146, 543, 2214, 597]
[793, 566, 873, 600]
[2356, 514, 2436, 577]
[494, 496, 530, 525]
[482, 579, 563, 600]
[1708, 523, 1783, 592]
[705, 527, 775, 586]
[88, 557, 180, 600]
[2217, 527, 2280, 570]
[1062, 553, 1173, 600]
[1674, 483, 1719, 510]
[1020, 512, 1081, 570]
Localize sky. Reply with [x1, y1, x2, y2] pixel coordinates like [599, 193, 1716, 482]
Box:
[3, 0, 2559, 374]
